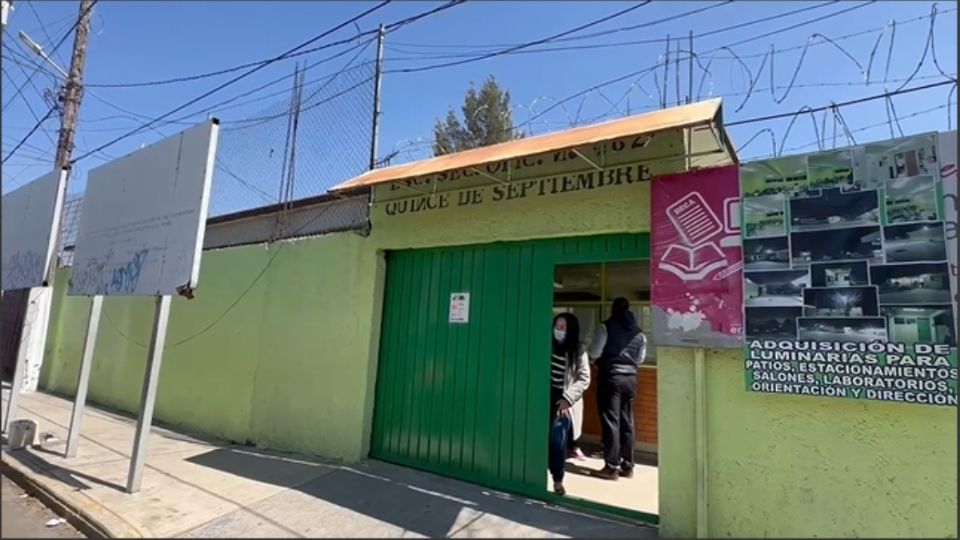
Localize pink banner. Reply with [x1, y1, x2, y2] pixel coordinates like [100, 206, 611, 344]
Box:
[651, 165, 743, 348]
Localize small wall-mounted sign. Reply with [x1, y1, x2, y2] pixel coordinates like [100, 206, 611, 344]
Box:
[449, 292, 470, 324]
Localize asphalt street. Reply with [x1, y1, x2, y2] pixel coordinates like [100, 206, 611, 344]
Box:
[1, 473, 84, 538]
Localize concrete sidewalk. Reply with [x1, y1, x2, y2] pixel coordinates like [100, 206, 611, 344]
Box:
[1, 390, 656, 538]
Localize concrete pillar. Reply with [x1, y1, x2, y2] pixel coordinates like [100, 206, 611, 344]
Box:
[19, 287, 53, 393]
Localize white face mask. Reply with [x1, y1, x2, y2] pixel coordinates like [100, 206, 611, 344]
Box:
[553, 329, 566, 343]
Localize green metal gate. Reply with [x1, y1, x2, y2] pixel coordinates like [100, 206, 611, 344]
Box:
[370, 234, 650, 497]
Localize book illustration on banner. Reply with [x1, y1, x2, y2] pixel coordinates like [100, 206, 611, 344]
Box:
[658, 191, 740, 281]
[650, 164, 744, 350]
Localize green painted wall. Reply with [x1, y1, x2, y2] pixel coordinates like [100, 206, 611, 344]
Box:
[368, 132, 685, 251]
[40, 233, 383, 461]
[35, 124, 958, 537]
[658, 347, 957, 538]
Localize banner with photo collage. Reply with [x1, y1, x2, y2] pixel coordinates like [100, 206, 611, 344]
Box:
[740, 132, 957, 407]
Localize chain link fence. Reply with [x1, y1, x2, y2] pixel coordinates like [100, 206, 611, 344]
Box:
[56, 53, 377, 259]
[209, 59, 376, 218]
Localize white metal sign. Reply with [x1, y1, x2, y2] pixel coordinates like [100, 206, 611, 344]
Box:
[449, 292, 470, 323]
[68, 120, 219, 297]
[1, 169, 67, 291]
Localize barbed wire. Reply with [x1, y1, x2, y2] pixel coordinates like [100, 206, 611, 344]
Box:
[748, 99, 956, 161]
[383, 0, 954, 165]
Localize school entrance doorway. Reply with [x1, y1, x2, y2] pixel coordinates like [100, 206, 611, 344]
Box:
[552, 260, 657, 515]
[369, 233, 657, 524]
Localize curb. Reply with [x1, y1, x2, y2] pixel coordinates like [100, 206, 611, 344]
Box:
[1, 450, 137, 539]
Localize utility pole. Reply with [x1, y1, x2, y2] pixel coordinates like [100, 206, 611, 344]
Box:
[55, 0, 93, 171]
[1, 0, 92, 436]
[688, 31, 694, 104]
[369, 23, 385, 170]
[661, 35, 669, 109]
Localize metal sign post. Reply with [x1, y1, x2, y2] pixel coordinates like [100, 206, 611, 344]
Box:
[1, 335, 28, 433]
[64, 294, 103, 457]
[125, 295, 171, 493]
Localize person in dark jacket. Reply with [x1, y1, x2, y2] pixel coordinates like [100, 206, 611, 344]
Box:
[549, 313, 591, 496]
[587, 297, 647, 480]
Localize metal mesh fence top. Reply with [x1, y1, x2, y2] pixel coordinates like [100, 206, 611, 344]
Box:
[57, 194, 83, 266]
[209, 60, 376, 218]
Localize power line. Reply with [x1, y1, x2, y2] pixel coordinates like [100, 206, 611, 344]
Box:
[390, 1, 733, 49]
[385, 1, 654, 74]
[69, 1, 468, 163]
[85, 33, 373, 90]
[385, 1, 839, 61]
[748, 99, 956, 160]
[73, 41, 377, 134]
[726, 79, 954, 127]
[148, 40, 377, 132]
[0, 66, 57, 152]
[390, 0, 844, 51]
[69, 1, 392, 164]
[384, 3, 953, 64]
[514, 0, 877, 131]
[1, 105, 56, 164]
[26, 0, 69, 67]
[83, 0, 466, 89]
[0, 0, 98, 113]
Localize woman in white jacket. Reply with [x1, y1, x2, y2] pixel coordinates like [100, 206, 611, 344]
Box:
[549, 313, 591, 496]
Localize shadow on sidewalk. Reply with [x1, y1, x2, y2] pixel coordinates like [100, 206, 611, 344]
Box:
[186, 447, 651, 538]
[4, 449, 126, 492]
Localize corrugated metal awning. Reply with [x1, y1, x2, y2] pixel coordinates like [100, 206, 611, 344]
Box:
[331, 98, 732, 193]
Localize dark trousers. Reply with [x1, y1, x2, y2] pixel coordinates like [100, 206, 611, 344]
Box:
[548, 414, 570, 483]
[597, 373, 636, 471]
[548, 387, 571, 483]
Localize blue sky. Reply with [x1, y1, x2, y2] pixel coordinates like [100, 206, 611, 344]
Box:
[2, 0, 956, 215]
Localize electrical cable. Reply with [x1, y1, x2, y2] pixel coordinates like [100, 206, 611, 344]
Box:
[391, 1, 731, 49]
[74, 42, 376, 134]
[385, 1, 838, 62]
[514, 0, 878, 132]
[83, 0, 465, 89]
[725, 79, 954, 127]
[755, 100, 956, 159]
[163, 39, 376, 132]
[0, 64, 58, 149]
[26, 0, 70, 68]
[69, 1, 391, 164]
[1, 106, 57, 164]
[68, 1, 468, 163]
[1, 0, 98, 113]
[384, 1, 654, 74]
